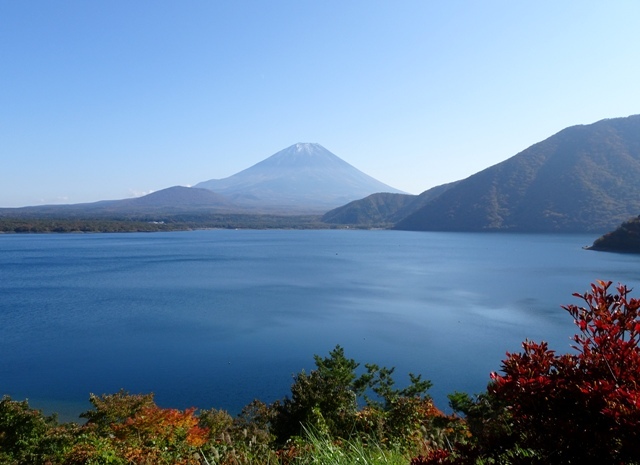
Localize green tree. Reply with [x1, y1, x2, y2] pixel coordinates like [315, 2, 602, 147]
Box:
[270, 345, 434, 446]
[0, 396, 75, 464]
[271, 345, 361, 443]
[80, 389, 156, 434]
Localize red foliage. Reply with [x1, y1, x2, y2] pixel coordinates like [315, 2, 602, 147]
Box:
[410, 448, 450, 464]
[565, 281, 640, 428]
[489, 280, 640, 461]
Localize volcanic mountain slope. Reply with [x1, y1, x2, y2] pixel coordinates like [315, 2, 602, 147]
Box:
[195, 143, 405, 212]
[394, 115, 640, 233]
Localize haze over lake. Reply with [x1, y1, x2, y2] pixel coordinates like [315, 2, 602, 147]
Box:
[1, 230, 637, 420]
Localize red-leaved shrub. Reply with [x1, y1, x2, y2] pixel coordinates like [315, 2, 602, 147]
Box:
[489, 280, 640, 462]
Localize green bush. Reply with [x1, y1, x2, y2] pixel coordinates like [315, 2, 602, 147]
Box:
[0, 396, 76, 465]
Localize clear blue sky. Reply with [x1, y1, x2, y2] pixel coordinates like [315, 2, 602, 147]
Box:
[2, 1, 639, 207]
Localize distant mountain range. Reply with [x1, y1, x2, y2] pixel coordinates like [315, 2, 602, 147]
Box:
[4, 116, 640, 234]
[0, 143, 403, 218]
[0, 186, 238, 218]
[325, 115, 640, 233]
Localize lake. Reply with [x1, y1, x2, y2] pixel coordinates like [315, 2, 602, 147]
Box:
[1, 230, 638, 421]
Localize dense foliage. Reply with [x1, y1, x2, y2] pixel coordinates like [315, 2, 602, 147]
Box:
[589, 215, 640, 253]
[0, 214, 331, 233]
[3, 281, 640, 463]
[436, 280, 640, 464]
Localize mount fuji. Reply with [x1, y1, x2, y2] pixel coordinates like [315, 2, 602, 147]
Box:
[195, 143, 405, 212]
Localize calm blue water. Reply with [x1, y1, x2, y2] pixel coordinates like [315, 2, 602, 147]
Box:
[1, 230, 638, 421]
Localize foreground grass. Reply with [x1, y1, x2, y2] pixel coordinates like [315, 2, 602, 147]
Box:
[200, 428, 410, 465]
[290, 429, 408, 465]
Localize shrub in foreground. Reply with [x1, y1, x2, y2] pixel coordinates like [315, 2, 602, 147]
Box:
[0, 396, 76, 464]
[269, 344, 459, 454]
[446, 280, 640, 464]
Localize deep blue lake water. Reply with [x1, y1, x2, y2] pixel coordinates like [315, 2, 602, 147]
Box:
[1, 230, 638, 421]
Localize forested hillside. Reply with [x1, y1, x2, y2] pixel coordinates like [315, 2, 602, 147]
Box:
[589, 215, 640, 252]
[396, 115, 640, 232]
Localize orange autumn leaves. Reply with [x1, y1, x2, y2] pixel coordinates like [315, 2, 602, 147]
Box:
[67, 392, 209, 465]
[113, 406, 209, 447]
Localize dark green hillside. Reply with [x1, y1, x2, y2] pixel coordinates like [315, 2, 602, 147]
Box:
[0, 214, 328, 233]
[322, 193, 416, 226]
[396, 115, 640, 232]
[322, 181, 458, 227]
[588, 216, 640, 253]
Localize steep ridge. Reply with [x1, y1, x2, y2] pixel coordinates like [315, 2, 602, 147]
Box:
[395, 115, 640, 232]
